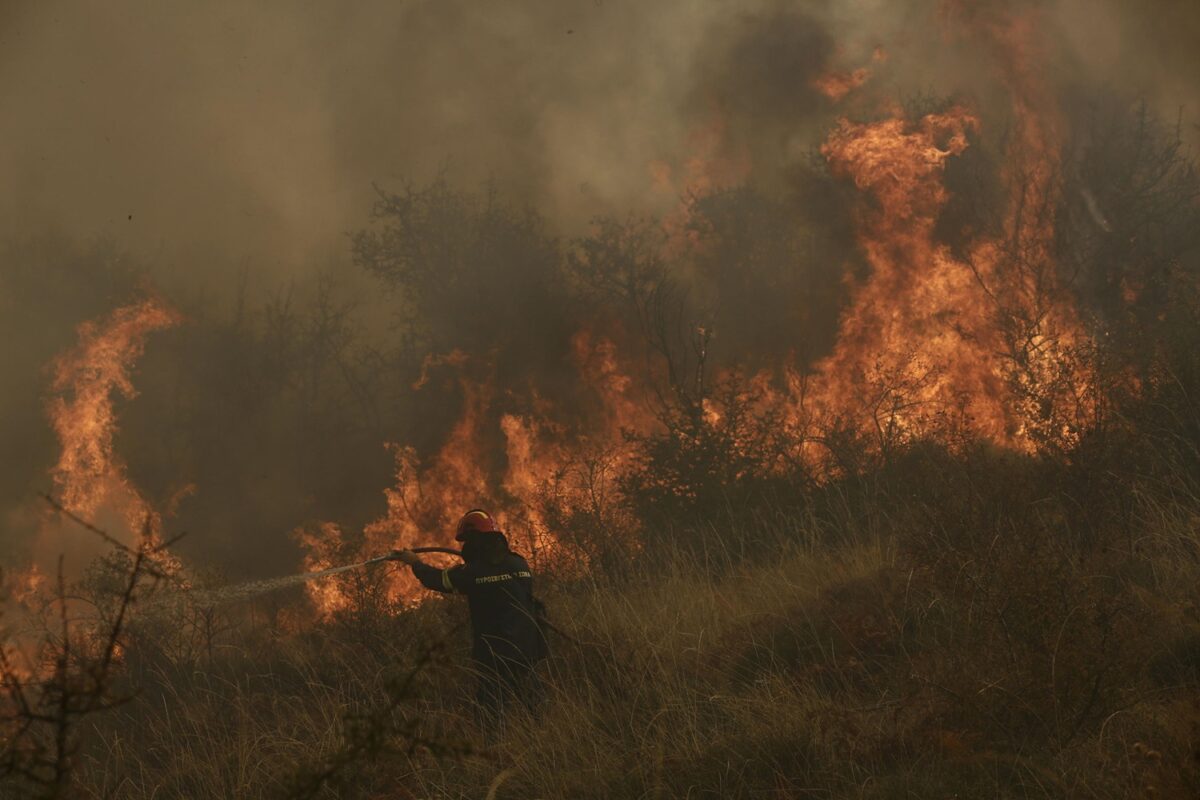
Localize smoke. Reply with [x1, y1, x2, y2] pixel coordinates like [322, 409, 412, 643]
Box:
[1, 0, 1193, 267]
[1, 0, 1198, 579]
[0, 0, 740, 270]
[1053, 0, 1200, 131]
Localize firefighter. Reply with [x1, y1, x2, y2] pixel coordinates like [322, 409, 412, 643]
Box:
[391, 509, 546, 724]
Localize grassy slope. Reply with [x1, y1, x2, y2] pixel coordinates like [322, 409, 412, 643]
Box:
[71, 474, 1200, 799]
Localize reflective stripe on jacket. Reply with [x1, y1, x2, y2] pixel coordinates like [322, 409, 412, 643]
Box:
[411, 552, 546, 666]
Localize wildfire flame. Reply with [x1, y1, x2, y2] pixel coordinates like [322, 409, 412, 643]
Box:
[653, 114, 752, 259]
[296, 7, 1093, 614]
[47, 297, 181, 528]
[35, 296, 186, 587]
[703, 7, 1096, 464]
[3, 298, 183, 681]
[297, 332, 657, 614]
[812, 67, 870, 103]
[808, 109, 1012, 444]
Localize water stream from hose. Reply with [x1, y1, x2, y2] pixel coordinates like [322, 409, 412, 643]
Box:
[142, 559, 382, 616]
[140, 547, 460, 615]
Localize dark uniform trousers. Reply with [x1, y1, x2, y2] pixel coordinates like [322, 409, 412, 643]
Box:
[412, 552, 546, 724]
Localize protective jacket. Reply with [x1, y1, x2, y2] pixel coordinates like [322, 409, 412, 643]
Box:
[411, 550, 546, 668]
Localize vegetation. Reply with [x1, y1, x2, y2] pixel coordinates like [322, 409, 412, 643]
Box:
[8, 427, 1199, 798]
[2, 96, 1199, 798]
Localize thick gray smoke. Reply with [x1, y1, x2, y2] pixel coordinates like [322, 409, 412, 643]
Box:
[0, 0, 1194, 266]
[0, 0, 736, 270]
[1, 0, 1197, 577]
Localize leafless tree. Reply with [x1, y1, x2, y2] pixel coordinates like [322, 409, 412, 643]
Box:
[1, 496, 183, 799]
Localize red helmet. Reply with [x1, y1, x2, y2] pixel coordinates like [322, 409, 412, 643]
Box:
[455, 508, 499, 541]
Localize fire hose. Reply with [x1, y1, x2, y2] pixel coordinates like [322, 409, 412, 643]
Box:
[406, 546, 462, 557]
[364, 546, 462, 565]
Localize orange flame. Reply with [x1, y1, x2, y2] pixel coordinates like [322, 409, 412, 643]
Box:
[36, 296, 186, 590]
[759, 6, 1096, 460]
[812, 67, 870, 103]
[804, 108, 1016, 447]
[5, 298, 183, 681]
[298, 330, 657, 614]
[298, 6, 1099, 614]
[47, 297, 181, 530]
[654, 114, 751, 259]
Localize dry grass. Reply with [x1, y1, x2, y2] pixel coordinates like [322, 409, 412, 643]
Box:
[8, 457, 1198, 799]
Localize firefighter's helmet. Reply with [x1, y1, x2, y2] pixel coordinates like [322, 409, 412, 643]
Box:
[455, 508, 499, 541]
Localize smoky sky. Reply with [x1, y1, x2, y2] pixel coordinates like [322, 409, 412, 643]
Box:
[0, 0, 730, 273]
[1, 0, 1194, 279]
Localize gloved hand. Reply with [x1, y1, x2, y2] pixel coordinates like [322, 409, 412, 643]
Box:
[388, 549, 421, 565]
